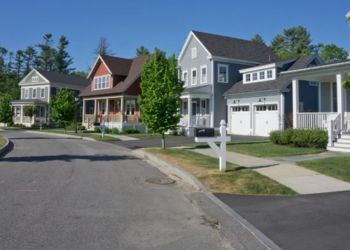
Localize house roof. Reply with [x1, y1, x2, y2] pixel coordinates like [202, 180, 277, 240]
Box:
[35, 69, 90, 87]
[79, 55, 149, 97]
[100, 55, 133, 76]
[11, 99, 47, 105]
[192, 31, 280, 64]
[223, 54, 318, 96]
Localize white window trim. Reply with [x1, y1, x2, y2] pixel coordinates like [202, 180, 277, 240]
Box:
[243, 68, 276, 84]
[191, 68, 197, 85]
[192, 47, 197, 59]
[32, 76, 39, 82]
[94, 75, 110, 90]
[126, 99, 136, 115]
[40, 88, 45, 98]
[32, 88, 37, 98]
[24, 88, 29, 99]
[200, 65, 207, 84]
[183, 70, 188, 86]
[309, 81, 318, 86]
[217, 64, 228, 83]
[183, 101, 188, 115]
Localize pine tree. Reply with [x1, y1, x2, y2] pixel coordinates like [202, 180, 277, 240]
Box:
[138, 48, 184, 148]
[136, 46, 150, 56]
[55, 36, 75, 74]
[36, 34, 56, 71]
[250, 34, 265, 44]
[23, 46, 37, 75]
[93, 37, 115, 57]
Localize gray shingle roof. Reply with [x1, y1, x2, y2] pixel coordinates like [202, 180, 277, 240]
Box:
[224, 54, 317, 96]
[36, 69, 90, 88]
[192, 31, 280, 63]
[11, 99, 46, 104]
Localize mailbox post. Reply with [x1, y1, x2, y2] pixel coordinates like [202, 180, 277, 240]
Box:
[94, 120, 106, 138]
[195, 120, 231, 172]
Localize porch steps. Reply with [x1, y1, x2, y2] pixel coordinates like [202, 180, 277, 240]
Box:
[328, 134, 350, 153]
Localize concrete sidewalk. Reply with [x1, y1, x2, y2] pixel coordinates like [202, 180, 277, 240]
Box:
[185, 147, 350, 194]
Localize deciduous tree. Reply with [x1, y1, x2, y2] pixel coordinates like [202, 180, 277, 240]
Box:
[319, 44, 348, 63]
[0, 94, 14, 127]
[23, 104, 39, 120]
[138, 48, 184, 148]
[49, 89, 76, 132]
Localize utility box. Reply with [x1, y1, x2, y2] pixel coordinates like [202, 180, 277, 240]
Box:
[194, 128, 215, 137]
[93, 122, 100, 126]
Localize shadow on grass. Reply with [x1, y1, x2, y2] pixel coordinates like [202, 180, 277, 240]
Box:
[225, 166, 247, 172]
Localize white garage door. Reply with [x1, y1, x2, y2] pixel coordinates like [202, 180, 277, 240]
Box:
[230, 106, 250, 135]
[254, 104, 279, 136]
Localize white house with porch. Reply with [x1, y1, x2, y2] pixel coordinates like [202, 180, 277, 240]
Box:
[281, 59, 350, 152]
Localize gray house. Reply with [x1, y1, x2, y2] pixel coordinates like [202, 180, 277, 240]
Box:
[11, 69, 90, 126]
[224, 54, 323, 136]
[177, 30, 280, 136]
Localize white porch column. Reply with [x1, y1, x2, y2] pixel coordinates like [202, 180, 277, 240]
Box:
[121, 97, 124, 122]
[188, 97, 192, 126]
[210, 95, 214, 127]
[83, 99, 86, 123]
[106, 98, 109, 121]
[20, 105, 23, 123]
[337, 73, 345, 132]
[292, 79, 299, 128]
[94, 99, 97, 116]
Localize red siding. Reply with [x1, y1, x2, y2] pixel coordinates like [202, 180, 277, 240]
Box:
[125, 78, 142, 95]
[91, 62, 112, 91]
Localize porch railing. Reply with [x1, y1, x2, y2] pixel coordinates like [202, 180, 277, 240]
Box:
[296, 112, 338, 129]
[178, 114, 211, 127]
[328, 114, 341, 147]
[84, 114, 95, 123]
[108, 114, 122, 122]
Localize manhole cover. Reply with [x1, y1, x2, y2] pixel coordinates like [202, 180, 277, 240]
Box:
[145, 178, 175, 185]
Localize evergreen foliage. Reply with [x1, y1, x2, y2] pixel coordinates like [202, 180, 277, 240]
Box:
[250, 34, 265, 44]
[93, 37, 115, 57]
[136, 46, 150, 56]
[270, 26, 323, 59]
[49, 89, 76, 132]
[55, 36, 75, 74]
[138, 48, 184, 148]
[0, 94, 14, 126]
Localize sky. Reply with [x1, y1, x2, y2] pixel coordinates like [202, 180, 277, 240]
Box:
[1, 0, 350, 72]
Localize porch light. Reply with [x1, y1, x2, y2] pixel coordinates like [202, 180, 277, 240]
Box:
[259, 98, 265, 102]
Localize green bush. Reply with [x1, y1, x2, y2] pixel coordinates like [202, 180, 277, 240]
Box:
[31, 124, 36, 128]
[77, 125, 85, 130]
[94, 127, 100, 132]
[111, 127, 119, 134]
[269, 128, 328, 149]
[124, 128, 140, 134]
[104, 127, 110, 133]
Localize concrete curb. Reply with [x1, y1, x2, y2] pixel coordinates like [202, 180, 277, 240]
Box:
[134, 150, 281, 250]
[23, 130, 101, 142]
[0, 137, 10, 156]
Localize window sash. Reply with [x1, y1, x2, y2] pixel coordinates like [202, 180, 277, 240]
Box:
[32, 89, 37, 98]
[260, 71, 265, 80]
[218, 65, 227, 82]
[192, 70, 197, 85]
[201, 67, 207, 83]
[40, 88, 45, 98]
[252, 73, 257, 81]
[25, 89, 29, 98]
[126, 100, 135, 115]
[267, 70, 272, 78]
[183, 72, 188, 85]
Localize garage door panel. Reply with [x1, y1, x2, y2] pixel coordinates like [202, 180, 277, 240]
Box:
[231, 106, 250, 135]
[254, 104, 279, 136]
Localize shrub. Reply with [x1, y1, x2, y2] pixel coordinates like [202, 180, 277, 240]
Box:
[269, 128, 328, 149]
[31, 124, 36, 128]
[94, 127, 100, 132]
[111, 127, 120, 134]
[104, 127, 110, 133]
[77, 125, 85, 130]
[124, 128, 140, 134]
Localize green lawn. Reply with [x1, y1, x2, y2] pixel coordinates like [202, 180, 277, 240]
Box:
[34, 129, 120, 141]
[0, 135, 7, 147]
[183, 139, 324, 157]
[128, 134, 183, 140]
[144, 148, 297, 195]
[296, 156, 350, 183]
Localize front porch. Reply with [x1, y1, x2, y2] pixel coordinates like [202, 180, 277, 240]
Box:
[282, 60, 350, 150]
[82, 96, 146, 132]
[11, 99, 48, 127]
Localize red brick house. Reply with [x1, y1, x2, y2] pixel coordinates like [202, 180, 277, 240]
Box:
[79, 54, 148, 130]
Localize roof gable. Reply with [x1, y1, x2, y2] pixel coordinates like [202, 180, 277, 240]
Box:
[87, 55, 133, 79]
[19, 69, 49, 85]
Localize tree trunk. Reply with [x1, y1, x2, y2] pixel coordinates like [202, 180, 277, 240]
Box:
[162, 133, 165, 149]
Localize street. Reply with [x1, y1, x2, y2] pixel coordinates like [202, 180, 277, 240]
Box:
[0, 131, 266, 250]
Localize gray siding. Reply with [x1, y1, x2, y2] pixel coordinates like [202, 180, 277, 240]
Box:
[284, 80, 319, 115]
[320, 82, 331, 112]
[179, 36, 211, 88]
[213, 62, 248, 127]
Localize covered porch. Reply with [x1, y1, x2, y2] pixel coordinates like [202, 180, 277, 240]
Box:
[178, 85, 213, 136]
[82, 95, 144, 131]
[11, 99, 48, 127]
[281, 60, 350, 147]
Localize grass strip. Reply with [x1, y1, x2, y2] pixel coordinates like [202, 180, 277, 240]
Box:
[183, 139, 323, 157]
[296, 156, 350, 183]
[144, 148, 297, 195]
[0, 135, 7, 147]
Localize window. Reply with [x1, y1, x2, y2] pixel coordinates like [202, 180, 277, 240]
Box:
[40, 88, 45, 98]
[39, 106, 45, 117]
[101, 102, 106, 114]
[256, 105, 278, 111]
[259, 71, 265, 80]
[192, 47, 197, 58]
[90, 107, 94, 114]
[183, 71, 188, 86]
[32, 76, 39, 82]
[94, 75, 110, 90]
[252, 73, 258, 81]
[24, 89, 29, 99]
[299, 102, 304, 112]
[201, 100, 206, 115]
[267, 70, 273, 79]
[201, 66, 207, 83]
[192, 69, 197, 85]
[32, 89, 37, 98]
[245, 74, 251, 82]
[126, 100, 135, 115]
[232, 106, 250, 112]
[309, 81, 318, 86]
[218, 64, 228, 83]
[183, 101, 188, 115]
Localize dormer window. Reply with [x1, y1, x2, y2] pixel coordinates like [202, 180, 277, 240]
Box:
[259, 71, 265, 80]
[32, 76, 39, 82]
[252, 73, 258, 81]
[192, 47, 197, 58]
[94, 75, 110, 90]
[267, 70, 273, 79]
[245, 74, 251, 82]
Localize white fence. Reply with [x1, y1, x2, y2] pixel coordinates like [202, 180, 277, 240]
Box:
[178, 114, 211, 127]
[296, 112, 338, 129]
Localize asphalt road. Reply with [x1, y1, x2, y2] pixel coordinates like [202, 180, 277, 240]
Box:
[106, 134, 267, 149]
[0, 131, 268, 250]
[215, 192, 350, 250]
